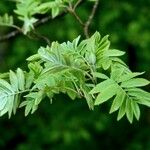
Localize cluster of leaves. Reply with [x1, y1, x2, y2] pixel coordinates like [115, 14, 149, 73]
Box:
[0, 32, 150, 123]
[0, 0, 98, 34]
[0, 0, 74, 34]
[14, 0, 74, 34]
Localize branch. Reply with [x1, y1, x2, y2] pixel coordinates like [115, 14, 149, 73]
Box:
[84, 0, 99, 38]
[0, 30, 20, 42]
[67, 0, 84, 26]
[29, 31, 51, 45]
[0, 0, 88, 42]
[68, 0, 99, 38]
[0, 11, 67, 42]
[73, 0, 83, 10]
[68, 9, 84, 26]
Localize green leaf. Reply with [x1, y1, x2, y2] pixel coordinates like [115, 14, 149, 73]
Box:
[31, 104, 38, 114]
[92, 72, 108, 79]
[0, 79, 14, 92]
[0, 106, 8, 117]
[8, 95, 15, 118]
[23, 17, 37, 34]
[126, 99, 133, 123]
[118, 72, 144, 82]
[121, 78, 150, 88]
[9, 70, 18, 91]
[52, 7, 59, 18]
[102, 58, 112, 70]
[25, 90, 44, 106]
[127, 88, 150, 107]
[72, 36, 81, 48]
[64, 81, 77, 100]
[26, 54, 40, 61]
[127, 88, 150, 100]
[41, 65, 68, 75]
[137, 99, 150, 107]
[90, 79, 115, 94]
[109, 90, 125, 113]
[85, 51, 96, 65]
[81, 85, 94, 110]
[94, 84, 117, 105]
[117, 98, 126, 121]
[0, 97, 7, 111]
[0, 72, 9, 79]
[13, 94, 19, 115]
[25, 100, 34, 116]
[104, 49, 125, 57]
[111, 57, 127, 66]
[131, 101, 140, 120]
[16, 68, 25, 90]
[25, 71, 34, 89]
[28, 62, 43, 77]
[0, 88, 16, 117]
[98, 35, 110, 52]
[38, 46, 56, 62]
[19, 101, 28, 108]
[66, 88, 77, 100]
[0, 14, 13, 26]
[110, 67, 124, 81]
[34, 90, 44, 105]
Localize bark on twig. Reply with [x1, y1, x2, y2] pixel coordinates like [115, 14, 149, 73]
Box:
[0, 11, 67, 42]
[84, 0, 99, 38]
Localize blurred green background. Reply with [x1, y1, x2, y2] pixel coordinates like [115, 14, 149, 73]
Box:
[0, 0, 150, 150]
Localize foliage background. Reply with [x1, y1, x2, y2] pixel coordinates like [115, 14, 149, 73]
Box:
[0, 0, 150, 149]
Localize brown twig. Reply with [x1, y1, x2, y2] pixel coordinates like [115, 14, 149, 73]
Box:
[68, 0, 99, 38]
[0, 0, 86, 42]
[73, 0, 83, 10]
[67, 1, 84, 26]
[68, 9, 84, 26]
[0, 30, 20, 42]
[0, 0, 97, 42]
[0, 11, 67, 42]
[84, 0, 99, 38]
[31, 31, 51, 45]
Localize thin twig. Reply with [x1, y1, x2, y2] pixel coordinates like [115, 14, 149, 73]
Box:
[0, 30, 20, 42]
[67, 2, 84, 26]
[31, 31, 51, 45]
[0, 0, 86, 42]
[0, 11, 67, 42]
[68, 0, 99, 38]
[73, 0, 83, 10]
[68, 9, 84, 26]
[84, 0, 99, 38]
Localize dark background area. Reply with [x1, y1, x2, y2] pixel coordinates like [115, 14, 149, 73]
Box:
[0, 0, 150, 150]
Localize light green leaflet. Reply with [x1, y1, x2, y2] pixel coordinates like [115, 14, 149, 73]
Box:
[0, 14, 13, 27]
